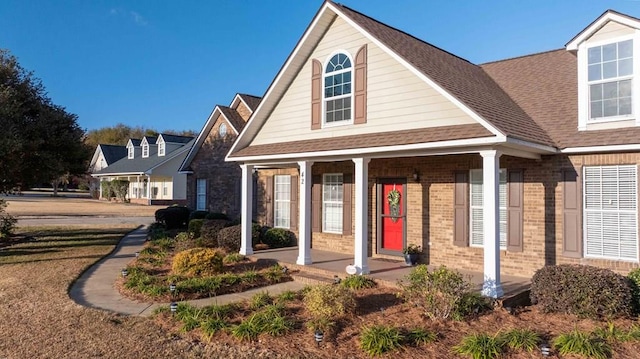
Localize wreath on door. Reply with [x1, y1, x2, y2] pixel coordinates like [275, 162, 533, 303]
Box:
[387, 186, 401, 223]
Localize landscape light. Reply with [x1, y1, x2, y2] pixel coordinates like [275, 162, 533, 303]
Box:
[333, 275, 341, 284]
[540, 343, 551, 357]
[282, 266, 288, 274]
[134, 251, 139, 258]
[314, 330, 324, 346]
[170, 302, 178, 314]
[121, 269, 128, 277]
[169, 283, 176, 293]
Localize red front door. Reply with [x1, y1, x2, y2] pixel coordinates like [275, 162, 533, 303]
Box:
[380, 181, 405, 252]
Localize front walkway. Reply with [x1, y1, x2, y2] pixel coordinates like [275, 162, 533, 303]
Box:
[251, 247, 531, 297]
[69, 226, 305, 317]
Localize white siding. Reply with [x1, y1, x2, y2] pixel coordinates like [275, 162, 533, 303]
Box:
[250, 16, 476, 146]
[588, 21, 636, 43]
[149, 150, 188, 200]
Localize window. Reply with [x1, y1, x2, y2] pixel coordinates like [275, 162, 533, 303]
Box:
[584, 165, 638, 261]
[162, 182, 168, 197]
[322, 173, 343, 233]
[142, 144, 149, 158]
[196, 179, 207, 211]
[469, 169, 507, 248]
[219, 123, 227, 137]
[127, 146, 134, 159]
[324, 53, 352, 126]
[588, 39, 633, 120]
[158, 141, 165, 156]
[274, 175, 291, 228]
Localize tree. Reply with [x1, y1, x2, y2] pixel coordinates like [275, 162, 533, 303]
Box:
[0, 49, 88, 194]
[84, 124, 196, 148]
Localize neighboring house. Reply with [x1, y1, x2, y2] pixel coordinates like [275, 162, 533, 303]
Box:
[226, 2, 640, 298]
[92, 134, 194, 205]
[179, 93, 261, 218]
[88, 144, 128, 198]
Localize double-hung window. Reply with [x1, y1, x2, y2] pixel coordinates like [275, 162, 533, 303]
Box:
[588, 39, 633, 120]
[196, 179, 207, 211]
[584, 165, 638, 261]
[142, 144, 149, 158]
[469, 169, 507, 248]
[324, 53, 352, 126]
[274, 175, 291, 229]
[323, 173, 343, 233]
[158, 141, 165, 156]
[127, 146, 134, 159]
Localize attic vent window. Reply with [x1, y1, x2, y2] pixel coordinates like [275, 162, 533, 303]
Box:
[128, 146, 134, 159]
[324, 52, 353, 126]
[588, 39, 633, 120]
[158, 142, 165, 156]
[142, 144, 149, 158]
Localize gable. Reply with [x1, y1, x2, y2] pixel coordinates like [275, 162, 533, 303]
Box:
[588, 20, 635, 43]
[250, 16, 477, 147]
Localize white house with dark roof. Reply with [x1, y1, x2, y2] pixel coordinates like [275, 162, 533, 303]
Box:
[225, 1, 640, 298]
[92, 134, 194, 205]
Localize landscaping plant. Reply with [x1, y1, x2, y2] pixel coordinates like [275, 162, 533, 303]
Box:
[0, 199, 16, 238]
[188, 219, 204, 238]
[262, 227, 293, 248]
[303, 284, 356, 320]
[199, 219, 229, 247]
[499, 328, 540, 352]
[530, 264, 633, 319]
[553, 329, 612, 359]
[454, 333, 503, 359]
[359, 325, 404, 356]
[341, 275, 377, 290]
[406, 328, 437, 346]
[171, 247, 224, 276]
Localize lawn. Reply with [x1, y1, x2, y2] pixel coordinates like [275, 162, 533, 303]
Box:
[0, 226, 295, 359]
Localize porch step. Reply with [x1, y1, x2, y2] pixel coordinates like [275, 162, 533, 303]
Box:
[290, 272, 335, 286]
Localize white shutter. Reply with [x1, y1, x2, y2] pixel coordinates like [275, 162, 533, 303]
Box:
[584, 165, 637, 261]
[469, 169, 507, 248]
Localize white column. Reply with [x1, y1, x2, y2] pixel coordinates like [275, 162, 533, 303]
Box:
[353, 157, 370, 275]
[240, 164, 254, 255]
[480, 150, 503, 298]
[297, 161, 313, 265]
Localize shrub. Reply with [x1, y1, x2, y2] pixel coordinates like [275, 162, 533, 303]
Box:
[189, 210, 209, 221]
[218, 224, 242, 252]
[627, 268, 640, 314]
[553, 329, 612, 359]
[499, 329, 540, 352]
[406, 328, 437, 346]
[252, 223, 264, 245]
[154, 208, 167, 223]
[188, 219, 204, 238]
[171, 248, 224, 276]
[147, 223, 167, 241]
[360, 325, 404, 356]
[0, 199, 16, 238]
[231, 304, 292, 340]
[592, 322, 629, 343]
[303, 284, 356, 320]
[398, 265, 480, 320]
[530, 264, 633, 319]
[341, 275, 376, 290]
[223, 253, 246, 264]
[162, 206, 191, 229]
[262, 228, 293, 248]
[454, 333, 503, 359]
[200, 219, 229, 248]
[276, 290, 297, 303]
[205, 212, 230, 220]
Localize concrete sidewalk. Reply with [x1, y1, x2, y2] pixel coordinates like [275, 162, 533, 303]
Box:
[69, 226, 305, 317]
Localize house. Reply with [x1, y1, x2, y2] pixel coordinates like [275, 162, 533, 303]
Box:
[179, 93, 261, 218]
[91, 134, 194, 205]
[225, 1, 640, 298]
[88, 144, 128, 198]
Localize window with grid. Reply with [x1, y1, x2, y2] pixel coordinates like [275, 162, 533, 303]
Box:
[469, 169, 507, 248]
[584, 165, 638, 261]
[274, 175, 291, 229]
[588, 39, 633, 120]
[323, 173, 343, 233]
[142, 144, 149, 158]
[196, 179, 207, 211]
[158, 141, 165, 156]
[324, 53, 352, 125]
[127, 146, 134, 159]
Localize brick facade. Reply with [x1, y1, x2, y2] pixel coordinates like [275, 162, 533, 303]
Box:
[253, 153, 640, 278]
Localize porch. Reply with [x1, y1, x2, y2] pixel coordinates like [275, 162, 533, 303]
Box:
[250, 247, 531, 298]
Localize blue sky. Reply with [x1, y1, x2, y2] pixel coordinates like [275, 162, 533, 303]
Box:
[1, 1, 639, 133]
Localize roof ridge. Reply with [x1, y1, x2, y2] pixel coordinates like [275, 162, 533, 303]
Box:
[480, 48, 566, 66]
[333, 2, 475, 66]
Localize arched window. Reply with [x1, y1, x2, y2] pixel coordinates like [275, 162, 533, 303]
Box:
[324, 52, 352, 125]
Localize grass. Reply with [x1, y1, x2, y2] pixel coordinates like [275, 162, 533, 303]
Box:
[359, 325, 404, 356]
[341, 275, 377, 290]
[499, 328, 540, 352]
[454, 333, 503, 359]
[553, 329, 612, 359]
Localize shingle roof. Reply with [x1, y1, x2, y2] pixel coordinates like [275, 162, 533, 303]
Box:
[94, 139, 194, 175]
[99, 144, 127, 165]
[237, 94, 262, 112]
[129, 139, 142, 146]
[230, 124, 491, 158]
[482, 49, 640, 148]
[219, 106, 247, 133]
[160, 134, 194, 144]
[333, 3, 556, 148]
[143, 136, 158, 144]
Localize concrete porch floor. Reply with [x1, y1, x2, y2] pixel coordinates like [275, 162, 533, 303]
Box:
[251, 247, 531, 298]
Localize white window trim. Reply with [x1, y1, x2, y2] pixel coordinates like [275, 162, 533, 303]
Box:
[583, 165, 639, 262]
[469, 168, 507, 250]
[219, 123, 228, 137]
[274, 175, 291, 229]
[322, 173, 343, 234]
[196, 178, 207, 211]
[158, 139, 165, 157]
[322, 50, 354, 129]
[578, 33, 640, 130]
[127, 146, 134, 159]
[142, 145, 149, 158]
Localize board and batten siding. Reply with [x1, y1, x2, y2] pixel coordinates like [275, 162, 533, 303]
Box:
[588, 21, 635, 43]
[250, 16, 477, 147]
